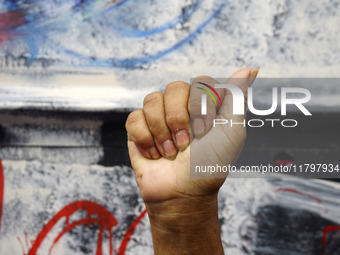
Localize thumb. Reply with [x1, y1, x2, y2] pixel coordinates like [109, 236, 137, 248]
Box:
[218, 67, 260, 122]
[190, 68, 260, 179]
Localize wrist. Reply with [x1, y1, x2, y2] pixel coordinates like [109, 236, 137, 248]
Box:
[146, 193, 218, 225]
[146, 194, 224, 255]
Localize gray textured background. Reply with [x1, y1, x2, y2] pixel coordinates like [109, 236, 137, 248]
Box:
[0, 0, 340, 254]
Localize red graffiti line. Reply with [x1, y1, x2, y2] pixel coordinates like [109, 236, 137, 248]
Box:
[322, 225, 340, 248]
[17, 237, 26, 255]
[275, 187, 327, 214]
[118, 209, 147, 255]
[1, 157, 148, 255]
[27, 200, 118, 255]
[17, 232, 35, 255]
[0, 159, 4, 235]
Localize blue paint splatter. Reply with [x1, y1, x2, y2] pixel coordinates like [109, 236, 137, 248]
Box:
[1, 0, 228, 69]
[115, 0, 204, 37]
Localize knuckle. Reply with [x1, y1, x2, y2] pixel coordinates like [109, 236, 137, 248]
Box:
[166, 111, 188, 129]
[132, 128, 153, 147]
[149, 121, 167, 136]
[126, 111, 154, 147]
[136, 132, 152, 145]
[143, 92, 162, 108]
[195, 75, 212, 80]
[194, 76, 215, 86]
[165, 81, 188, 93]
[189, 94, 203, 110]
[126, 110, 141, 128]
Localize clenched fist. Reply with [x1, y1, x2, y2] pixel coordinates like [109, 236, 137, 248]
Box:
[126, 67, 259, 255]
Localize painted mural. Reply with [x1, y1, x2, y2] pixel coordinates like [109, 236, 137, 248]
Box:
[0, 0, 340, 255]
[0, 0, 226, 69]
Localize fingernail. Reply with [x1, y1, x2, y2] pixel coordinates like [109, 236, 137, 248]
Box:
[249, 67, 260, 87]
[251, 66, 260, 75]
[175, 130, 189, 151]
[163, 140, 177, 158]
[149, 146, 160, 159]
[193, 118, 205, 137]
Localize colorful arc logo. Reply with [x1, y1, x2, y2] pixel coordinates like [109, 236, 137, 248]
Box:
[196, 82, 222, 106]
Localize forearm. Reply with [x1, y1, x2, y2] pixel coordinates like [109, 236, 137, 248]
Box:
[146, 194, 224, 255]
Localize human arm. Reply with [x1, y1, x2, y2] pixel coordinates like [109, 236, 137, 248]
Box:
[125, 68, 259, 254]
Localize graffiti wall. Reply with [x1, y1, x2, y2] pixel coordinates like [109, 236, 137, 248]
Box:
[1, 0, 340, 254]
[1, 0, 340, 110]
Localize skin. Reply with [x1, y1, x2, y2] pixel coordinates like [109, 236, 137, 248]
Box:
[126, 67, 259, 255]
